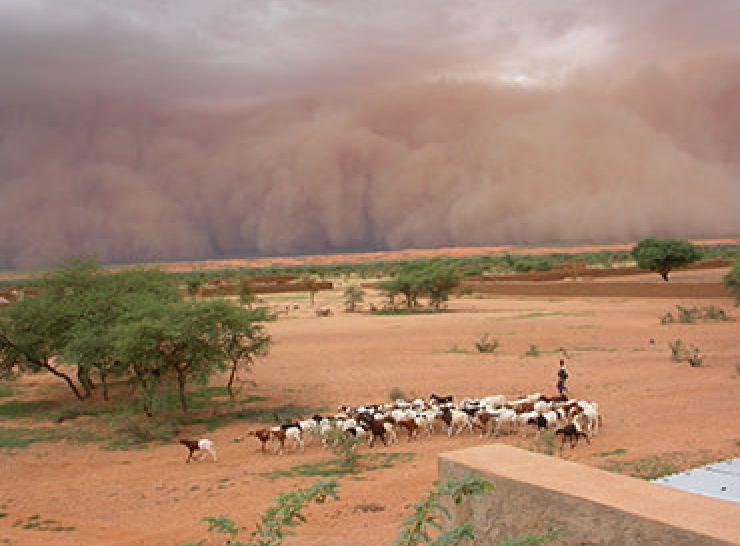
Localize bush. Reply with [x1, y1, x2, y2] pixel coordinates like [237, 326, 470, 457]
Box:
[660, 305, 732, 324]
[631, 239, 700, 281]
[525, 344, 541, 358]
[475, 333, 500, 354]
[669, 339, 703, 366]
[389, 387, 406, 401]
[325, 427, 363, 470]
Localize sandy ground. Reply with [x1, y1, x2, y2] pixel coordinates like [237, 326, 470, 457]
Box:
[1, 271, 739, 545]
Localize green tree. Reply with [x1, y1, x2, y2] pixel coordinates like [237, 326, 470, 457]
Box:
[218, 304, 271, 399]
[724, 257, 740, 304]
[343, 285, 365, 312]
[61, 268, 179, 401]
[419, 261, 460, 309]
[631, 238, 700, 281]
[0, 259, 107, 400]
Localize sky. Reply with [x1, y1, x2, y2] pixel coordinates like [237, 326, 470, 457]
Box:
[1, 0, 739, 268]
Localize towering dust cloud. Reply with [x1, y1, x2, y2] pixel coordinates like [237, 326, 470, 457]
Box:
[1, 1, 739, 268]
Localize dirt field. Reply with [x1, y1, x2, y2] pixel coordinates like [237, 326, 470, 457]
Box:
[1, 270, 739, 546]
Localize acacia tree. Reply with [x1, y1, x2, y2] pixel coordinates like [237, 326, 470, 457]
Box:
[343, 285, 365, 312]
[0, 260, 104, 400]
[216, 303, 271, 399]
[61, 268, 180, 401]
[111, 298, 271, 414]
[631, 239, 701, 281]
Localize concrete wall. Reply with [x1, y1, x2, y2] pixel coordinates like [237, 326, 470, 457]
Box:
[439, 445, 740, 546]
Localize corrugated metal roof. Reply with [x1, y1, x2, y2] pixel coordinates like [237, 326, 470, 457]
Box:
[653, 458, 740, 504]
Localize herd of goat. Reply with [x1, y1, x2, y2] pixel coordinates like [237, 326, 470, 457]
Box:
[180, 392, 601, 462]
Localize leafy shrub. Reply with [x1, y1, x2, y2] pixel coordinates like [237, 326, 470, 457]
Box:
[389, 387, 406, 401]
[661, 305, 732, 325]
[669, 339, 688, 362]
[475, 333, 500, 354]
[395, 476, 493, 546]
[325, 427, 363, 470]
[669, 339, 703, 366]
[187, 480, 339, 546]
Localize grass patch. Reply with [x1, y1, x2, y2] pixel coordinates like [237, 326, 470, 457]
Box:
[573, 346, 617, 353]
[262, 452, 414, 480]
[0, 400, 57, 419]
[445, 344, 474, 355]
[592, 448, 628, 458]
[0, 427, 100, 450]
[371, 308, 449, 316]
[601, 453, 683, 480]
[0, 385, 14, 398]
[12, 514, 74, 532]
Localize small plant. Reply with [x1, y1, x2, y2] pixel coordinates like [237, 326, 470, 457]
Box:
[660, 312, 675, 325]
[497, 530, 561, 546]
[669, 339, 704, 366]
[688, 348, 704, 367]
[525, 344, 541, 358]
[669, 339, 688, 362]
[325, 427, 363, 470]
[395, 475, 493, 546]
[475, 333, 500, 354]
[389, 387, 406, 401]
[189, 480, 339, 546]
[676, 305, 697, 324]
[530, 430, 556, 456]
[661, 305, 733, 325]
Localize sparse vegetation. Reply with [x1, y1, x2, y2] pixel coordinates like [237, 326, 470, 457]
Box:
[343, 285, 365, 312]
[395, 475, 493, 546]
[525, 344, 541, 358]
[660, 305, 732, 324]
[631, 238, 700, 281]
[389, 387, 406, 401]
[724, 257, 740, 304]
[530, 430, 556, 456]
[262, 453, 414, 480]
[0, 260, 272, 415]
[669, 339, 704, 366]
[326, 427, 363, 471]
[185, 479, 339, 546]
[11, 514, 75, 532]
[475, 333, 500, 354]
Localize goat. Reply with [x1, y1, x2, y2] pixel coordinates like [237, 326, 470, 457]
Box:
[429, 393, 453, 406]
[555, 424, 590, 450]
[397, 418, 420, 441]
[179, 438, 217, 463]
[247, 429, 272, 453]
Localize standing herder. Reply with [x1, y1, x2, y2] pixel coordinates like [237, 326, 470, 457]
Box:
[557, 359, 569, 396]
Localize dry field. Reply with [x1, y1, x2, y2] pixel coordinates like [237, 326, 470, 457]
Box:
[1, 268, 739, 546]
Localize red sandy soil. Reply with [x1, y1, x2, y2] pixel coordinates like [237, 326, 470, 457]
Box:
[1, 270, 739, 545]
